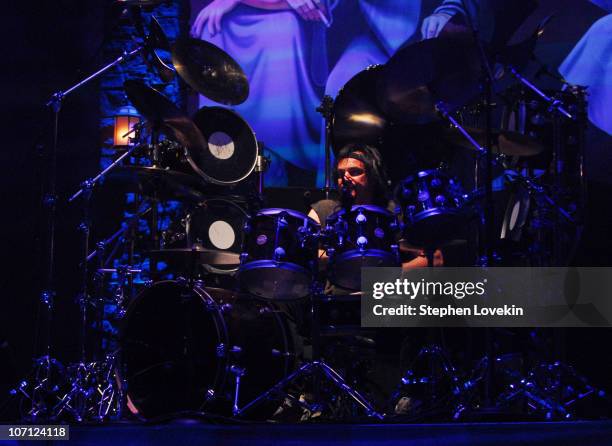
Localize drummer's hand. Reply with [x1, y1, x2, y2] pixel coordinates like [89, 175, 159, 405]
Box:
[286, 0, 326, 22]
[191, 0, 240, 38]
[420, 12, 452, 40]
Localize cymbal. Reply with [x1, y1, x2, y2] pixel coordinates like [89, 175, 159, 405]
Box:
[104, 166, 207, 202]
[442, 127, 545, 157]
[124, 79, 182, 123]
[171, 38, 249, 105]
[148, 247, 240, 267]
[332, 65, 389, 155]
[124, 80, 207, 152]
[378, 38, 482, 125]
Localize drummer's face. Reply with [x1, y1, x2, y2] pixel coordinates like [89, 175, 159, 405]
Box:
[337, 157, 370, 202]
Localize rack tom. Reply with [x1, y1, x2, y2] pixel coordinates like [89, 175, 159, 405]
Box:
[325, 205, 400, 290]
[238, 208, 319, 300]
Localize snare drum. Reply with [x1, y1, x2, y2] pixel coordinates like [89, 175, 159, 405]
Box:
[238, 209, 320, 300]
[398, 169, 466, 246]
[325, 205, 400, 291]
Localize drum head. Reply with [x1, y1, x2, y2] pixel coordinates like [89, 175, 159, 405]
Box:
[120, 281, 225, 419]
[120, 282, 296, 419]
[330, 250, 398, 291]
[239, 261, 313, 300]
[187, 198, 249, 253]
[404, 209, 467, 247]
[191, 106, 258, 185]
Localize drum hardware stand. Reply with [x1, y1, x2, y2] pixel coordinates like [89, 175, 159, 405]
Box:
[233, 288, 384, 421]
[496, 361, 605, 420]
[507, 66, 585, 266]
[392, 344, 482, 420]
[54, 139, 147, 422]
[254, 146, 270, 206]
[317, 95, 335, 198]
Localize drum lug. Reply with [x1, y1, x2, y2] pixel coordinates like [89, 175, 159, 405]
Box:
[229, 365, 246, 376]
[216, 343, 226, 357]
[190, 279, 204, 289]
[216, 343, 241, 358]
[355, 209, 367, 224]
[240, 252, 249, 264]
[271, 349, 294, 358]
[391, 244, 400, 263]
[259, 307, 272, 315]
[357, 236, 368, 250]
[273, 246, 286, 261]
[221, 303, 233, 313]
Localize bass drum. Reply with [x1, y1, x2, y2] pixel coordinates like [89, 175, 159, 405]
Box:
[119, 281, 296, 420]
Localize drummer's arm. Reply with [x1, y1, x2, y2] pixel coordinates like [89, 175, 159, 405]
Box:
[401, 249, 444, 270]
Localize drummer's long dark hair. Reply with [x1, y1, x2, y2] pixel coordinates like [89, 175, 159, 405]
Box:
[335, 143, 390, 206]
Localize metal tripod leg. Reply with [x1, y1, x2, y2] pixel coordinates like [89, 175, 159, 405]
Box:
[234, 360, 384, 420]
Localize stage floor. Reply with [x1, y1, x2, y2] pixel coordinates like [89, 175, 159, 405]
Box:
[8, 420, 612, 446]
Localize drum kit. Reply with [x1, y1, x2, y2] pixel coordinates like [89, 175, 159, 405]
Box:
[16, 0, 596, 423]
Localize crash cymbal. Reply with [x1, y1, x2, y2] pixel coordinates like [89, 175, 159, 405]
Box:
[104, 166, 207, 202]
[378, 38, 482, 125]
[148, 247, 240, 267]
[172, 38, 249, 106]
[124, 80, 207, 151]
[145, 16, 175, 83]
[442, 127, 545, 157]
[332, 65, 389, 154]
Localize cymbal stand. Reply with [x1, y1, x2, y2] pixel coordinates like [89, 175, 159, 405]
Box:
[317, 95, 335, 199]
[232, 288, 384, 420]
[436, 102, 505, 413]
[254, 144, 270, 206]
[507, 67, 584, 266]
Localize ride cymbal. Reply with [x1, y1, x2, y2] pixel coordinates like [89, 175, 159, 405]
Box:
[332, 65, 389, 155]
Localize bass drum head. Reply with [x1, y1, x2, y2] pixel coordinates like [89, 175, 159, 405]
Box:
[186, 198, 249, 254]
[191, 106, 258, 185]
[120, 281, 225, 420]
[120, 282, 296, 420]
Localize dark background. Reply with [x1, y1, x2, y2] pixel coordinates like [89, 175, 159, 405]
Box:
[1, 0, 611, 420]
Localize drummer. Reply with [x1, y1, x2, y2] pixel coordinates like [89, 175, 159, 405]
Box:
[307, 143, 443, 278]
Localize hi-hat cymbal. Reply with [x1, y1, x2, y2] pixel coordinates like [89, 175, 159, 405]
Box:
[332, 65, 389, 155]
[378, 38, 483, 125]
[124, 80, 207, 151]
[148, 247, 240, 267]
[172, 38, 249, 106]
[442, 127, 545, 157]
[104, 166, 207, 202]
